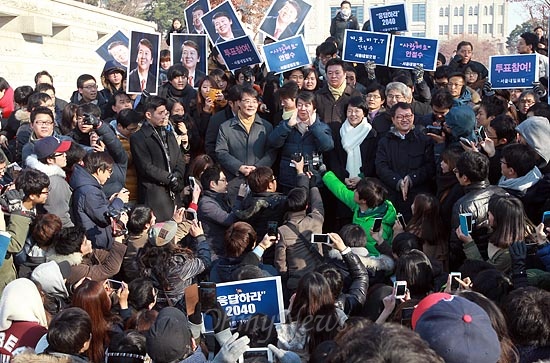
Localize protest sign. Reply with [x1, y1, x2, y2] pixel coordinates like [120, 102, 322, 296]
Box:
[369, 4, 407, 33]
[489, 54, 539, 89]
[216, 36, 262, 72]
[389, 35, 438, 71]
[342, 30, 391, 65]
[262, 35, 309, 73]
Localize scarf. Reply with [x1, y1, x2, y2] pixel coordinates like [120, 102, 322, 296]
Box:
[296, 121, 308, 135]
[328, 81, 347, 101]
[498, 166, 542, 192]
[238, 113, 255, 133]
[340, 118, 371, 177]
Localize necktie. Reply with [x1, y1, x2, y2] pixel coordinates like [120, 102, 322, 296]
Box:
[140, 79, 146, 91]
[188, 76, 194, 87]
[274, 29, 282, 39]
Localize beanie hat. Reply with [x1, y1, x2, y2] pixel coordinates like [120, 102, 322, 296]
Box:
[413, 293, 501, 363]
[102, 60, 126, 77]
[148, 221, 178, 247]
[444, 105, 476, 140]
[516, 116, 550, 168]
[146, 307, 192, 363]
[34, 136, 71, 159]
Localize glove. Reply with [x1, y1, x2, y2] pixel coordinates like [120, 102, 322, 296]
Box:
[168, 172, 183, 192]
[509, 240, 527, 275]
[82, 113, 101, 129]
[365, 61, 376, 80]
[412, 64, 424, 84]
[482, 80, 495, 97]
[212, 333, 250, 363]
[452, 54, 463, 64]
[188, 302, 204, 339]
[533, 82, 547, 98]
[205, 302, 230, 334]
[0, 189, 25, 213]
[268, 344, 301, 363]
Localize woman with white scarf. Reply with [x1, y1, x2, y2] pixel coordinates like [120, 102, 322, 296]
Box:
[325, 96, 378, 229]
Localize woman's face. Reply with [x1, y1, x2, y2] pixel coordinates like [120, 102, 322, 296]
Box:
[213, 76, 228, 91]
[440, 159, 450, 174]
[200, 80, 212, 99]
[303, 72, 317, 91]
[518, 95, 536, 114]
[171, 102, 185, 116]
[346, 105, 365, 127]
[107, 71, 123, 86]
[464, 69, 479, 85]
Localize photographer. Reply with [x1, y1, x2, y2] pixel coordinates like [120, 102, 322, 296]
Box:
[69, 151, 130, 250]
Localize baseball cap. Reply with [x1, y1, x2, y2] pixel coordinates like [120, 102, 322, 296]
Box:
[34, 136, 71, 159]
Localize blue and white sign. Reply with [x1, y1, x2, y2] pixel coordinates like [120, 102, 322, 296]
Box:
[342, 30, 391, 65]
[215, 276, 285, 329]
[262, 35, 310, 74]
[389, 35, 439, 71]
[216, 36, 263, 72]
[369, 3, 408, 33]
[489, 54, 539, 89]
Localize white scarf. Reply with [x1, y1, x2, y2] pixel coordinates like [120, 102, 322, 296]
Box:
[340, 117, 371, 177]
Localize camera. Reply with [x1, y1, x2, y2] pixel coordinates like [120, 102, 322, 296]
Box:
[424, 125, 443, 136]
[291, 152, 302, 163]
[82, 113, 100, 127]
[105, 206, 130, 237]
[303, 152, 321, 173]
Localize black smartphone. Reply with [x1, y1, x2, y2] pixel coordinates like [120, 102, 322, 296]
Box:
[267, 221, 278, 237]
[311, 233, 331, 244]
[185, 209, 197, 221]
[189, 176, 196, 189]
[525, 243, 539, 255]
[400, 306, 415, 325]
[199, 282, 217, 312]
[459, 137, 472, 147]
[449, 272, 461, 291]
[372, 218, 383, 233]
[106, 279, 122, 290]
[478, 126, 487, 141]
[397, 213, 406, 227]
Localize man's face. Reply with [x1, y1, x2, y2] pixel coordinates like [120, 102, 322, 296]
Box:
[214, 16, 232, 38]
[43, 89, 56, 104]
[518, 94, 536, 114]
[516, 37, 532, 54]
[447, 76, 464, 98]
[41, 98, 55, 116]
[280, 97, 295, 111]
[36, 75, 53, 85]
[238, 93, 259, 118]
[278, 3, 298, 24]
[457, 45, 472, 64]
[434, 77, 448, 89]
[319, 53, 335, 67]
[0, 162, 6, 179]
[475, 106, 491, 128]
[287, 70, 304, 88]
[170, 75, 188, 91]
[49, 151, 67, 168]
[117, 123, 140, 139]
[112, 94, 133, 114]
[147, 105, 169, 127]
[296, 99, 315, 122]
[211, 172, 228, 193]
[391, 107, 414, 134]
[432, 105, 450, 122]
[79, 79, 98, 103]
[32, 113, 55, 139]
[33, 187, 49, 205]
[366, 90, 383, 111]
[110, 45, 129, 66]
[345, 71, 357, 87]
[182, 45, 199, 71]
[136, 43, 153, 73]
[326, 64, 345, 88]
[193, 9, 204, 28]
[76, 114, 94, 134]
[386, 89, 406, 108]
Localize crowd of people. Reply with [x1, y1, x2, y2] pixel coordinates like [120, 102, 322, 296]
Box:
[0, 2, 550, 362]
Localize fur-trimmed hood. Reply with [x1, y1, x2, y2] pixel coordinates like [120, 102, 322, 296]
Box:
[15, 109, 30, 124]
[328, 247, 395, 272]
[25, 154, 66, 179]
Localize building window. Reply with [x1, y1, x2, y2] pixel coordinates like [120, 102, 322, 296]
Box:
[484, 6, 488, 15]
[445, 7, 449, 16]
[412, 4, 426, 22]
[453, 25, 464, 34]
[454, 7, 458, 16]
[440, 7, 444, 16]
[473, 24, 478, 33]
[498, 23, 503, 34]
[483, 24, 488, 33]
[468, 24, 473, 34]
[489, 5, 493, 15]
[439, 25, 444, 35]
[468, 6, 473, 16]
[499, 5, 504, 15]
[412, 32, 426, 37]
[474, 6, 478, 15]
[488, 23, 493, 33]
[459, 6, 464, 16]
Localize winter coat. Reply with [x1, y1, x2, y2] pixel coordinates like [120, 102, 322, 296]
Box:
[21, 131, 73, 168]
[315, 84, 361, 125]
[157, 83, 197, 112]
[329, 12, 359, 50]
[69, 164, 125, 250]
[95, 122, 128, 199]
[0, 215, 32, 294]
[26, 154, 73, 228]
[463, 240, 511, 273]
[130, 121, 186, 222]
[268, 115, 334, 189]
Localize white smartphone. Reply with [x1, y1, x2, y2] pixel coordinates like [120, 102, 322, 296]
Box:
[449, 272, 461, 291]
[311, 233, 331, 245]
[393, 280, 407, 299]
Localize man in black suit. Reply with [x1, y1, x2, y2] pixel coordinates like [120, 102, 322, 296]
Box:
[261, 0, 301, 40]
[128, 38, 157, 94]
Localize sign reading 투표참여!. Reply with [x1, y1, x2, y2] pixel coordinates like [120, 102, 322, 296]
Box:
[217, 35, 263, 72]
[489, 54, 539, 89]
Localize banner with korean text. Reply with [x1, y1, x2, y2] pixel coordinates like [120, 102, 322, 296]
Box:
[217, 36, 263, 72]
[369, 3, 408, 33]
[389, 35, 439, 71]
[489, 54, 539, 89]
[342, 30, 391, 65]
[262, 35, 310, 74]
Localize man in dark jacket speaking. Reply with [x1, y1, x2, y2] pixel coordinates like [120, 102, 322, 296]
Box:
[130, 96, 186, 221]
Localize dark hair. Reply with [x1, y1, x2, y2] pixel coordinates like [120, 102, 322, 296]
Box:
[35, 82, 55, 95]
[28, 93, 53, 111]
[391, 232, 421, 257]
[434, 65, 451, 80]
[458, 259, 496, 281]
[286, 187, 308, 212]
[316, 263, 344, 301]
[247, 166, 274, 193]
[117, 108, 142, 129]
[47, 307, 92, 355]
[200, 165, 222, 190]
[355, 177, 387, 208]
[167, 64, 189, 81]
[127, 205, 153, 235]
[138, 38, 153, 53]
[224, 221, 257, 257]
[83, 151, 114, 175]
[236, 314, 278, 348]
[32, 214, 62, 249]
[65, 142, 86, 172]
[77, 74, 96, 89]
[106, 331, 148, 363]
[501, 143, 538, 177]
[393, 73, 413, 88]
[503, 287, 550, 347]
[128, 278, 157, 311]
[278, 81, 300, 100]
[212, 11, 231, 21]
[76, 102, 101, 119]
[160, 49, 171, 62]
[441, 144, 464, 172]
[15, 168, 49, 199]
[472, 269, 513, 305]
[14, 85, 34, 106]
[227, 84, 243, 102]
[395, 249, 434, 298]
[527, 102, 550, 120]
[338, 224, 366, 248]
[389, 102, 413, 117]
[303, 68, 320, 91]
[407, 194, 446, 246]
[296, 90, 317, 109]
[189, 154, 214, 179]
[327, 320, 444, 363]
[325, 58, 345, 70]
[480, 96, 507, 118]
[365, 82, 386, 102]
[455, 151, 489, 182]
[35, 71, 54, 85]
[61, 103, 79, 135]
[520, 32, 539, 51]
[430, 88, 454, 109]
[488, 194, 532, 249]
[490, 114, 517, 142]
[318, 41, 337, 56]
[55, 226, 86, 255]
[240, 85, 259, 100]
[345, 95, 368, 115]
[30, 105, 54, 124]
[456, 41, 473, 51]
[283, 68, 304, 81]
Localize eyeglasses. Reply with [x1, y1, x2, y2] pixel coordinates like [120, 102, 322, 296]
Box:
[435, 82, 449, 87]
[394, 114, 414, 121]
[366, 94, 381, 100]
[387, 94, 405, 100]
[35, 120, 54, 126]
[52, 152, 65, 158]
[519, 99, 536, 105]
[448, 83, 464, 88]
[82, 84, 98, 90]
[240, 99, 258, 105]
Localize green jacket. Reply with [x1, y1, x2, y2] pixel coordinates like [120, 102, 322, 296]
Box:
[323, 171, 397, 255]
[0, 214, 32, 293]
[463, 241, 511, 273]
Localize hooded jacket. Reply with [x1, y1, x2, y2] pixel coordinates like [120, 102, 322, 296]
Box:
[516, 116, 550, 168]
[69, 164, 125, 250]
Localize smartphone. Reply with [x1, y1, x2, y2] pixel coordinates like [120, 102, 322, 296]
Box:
[397, 213, 406, 228]
[267, 221, 278, 237]
[239, 348, 273, 363]
[184, 283, 199, 316]
[478, 126, 487, 142]
[449, 272, 461, 291]
[459, 213, 473, 236]
[525, 243, 538, 255]
[106, 279, 122, 290]
[372, 218, 383, 233]
[459, 137, 472, 147]
[189, 176, 196, 189]
[393, 280, 407, 299]
[542, 211, 550, 228]
[311, 233, 331, 245]
[400, 306, 415, 325]
[185, 209, 197, 221]
[199, 282, 217, 312]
